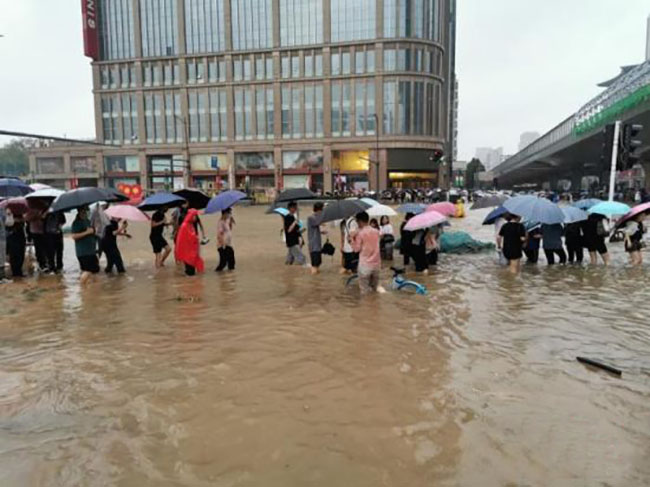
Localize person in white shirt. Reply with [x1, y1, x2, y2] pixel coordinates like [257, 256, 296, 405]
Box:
[340, 216, 359, 274]
[623, 213, 646, 266]
[379, 216, 395, 260]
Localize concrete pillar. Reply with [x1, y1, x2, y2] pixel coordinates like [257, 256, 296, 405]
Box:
[139, 151, 149, 192]
[641, 161, 650, 191]
[227, 149, 235, 189]
[378, 148, 388, 190]
[274, 146, 282, 190]
[323, 146, 333, 193]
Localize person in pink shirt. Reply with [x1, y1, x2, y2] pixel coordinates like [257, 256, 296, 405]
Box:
[351, 211, 381, 295]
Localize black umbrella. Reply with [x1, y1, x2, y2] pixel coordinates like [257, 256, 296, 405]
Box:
[49, 187, 127, 212]
[173, 188, 210, 209]
[275, 188, 316, 203]
[101, 187, 129, 203]
[471, 194, 509, 210]
[320, 199, 371, 224]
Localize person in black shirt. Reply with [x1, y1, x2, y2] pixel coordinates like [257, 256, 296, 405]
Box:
[498, 214, 526, 273]
[150, 207, 171, 268]
[582, 213, 609, 266]
[399, 212, 415, 266]
[284, 201, 306, 265]
[102, 218, 130, 274]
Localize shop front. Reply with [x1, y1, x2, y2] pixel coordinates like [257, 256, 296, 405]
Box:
[104, 155, 141, 190]
[387, 149, 439, 189]
[148, 155, 184, 191]
[190, 154, 228, 193]
[282, 150, 324, 193]
[332, 150, 369, 194]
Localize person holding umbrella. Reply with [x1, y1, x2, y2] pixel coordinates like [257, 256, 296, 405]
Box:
[351, 211, 381, 295]
[541, 223, 567, 265]
[399, 213, 415, 267]
[497, 214, 526, 274]
[44, 211, 66, 273]
[6, 209, 26, 278]
[623, 212, 647, 266]
[0, 207, 7, 282]
[150, 206, 172, 269]
[284, 201, 306, 266]
[215, 208, 236, 272]
[307, 202, 326, 274]
[70, 206, 100, 284]
[102, 217, 131, 274]
[564, 222, 584, 265]
[582, 213, 610, 266]
[175, 209, 204, 276]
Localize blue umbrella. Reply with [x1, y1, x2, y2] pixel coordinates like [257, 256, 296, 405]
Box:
[482, 205, 508, 225]
[573, 198, 602, 210]
[502, 195, 564, 224]
[562, 206, 588, 224]
[138, 192, 186, 211]
[0, 178, 32, 198]
[271, 207, 303, 229]
[396, 203, 426, 214]
[205, 190, 247, 214]
[587, 201, 630, 217]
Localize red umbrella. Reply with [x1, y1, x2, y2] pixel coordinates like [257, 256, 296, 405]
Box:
[0, 197, 29, 216]
[426, 201, 456, 217]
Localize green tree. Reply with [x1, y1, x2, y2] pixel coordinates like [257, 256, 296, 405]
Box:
[465, 158, 486, 189]
[0, 139, 30, 177]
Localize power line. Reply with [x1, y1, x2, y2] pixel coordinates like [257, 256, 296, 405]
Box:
[0, 129, 117, 147]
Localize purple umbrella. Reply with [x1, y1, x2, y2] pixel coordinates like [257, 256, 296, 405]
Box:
[615, 202, 650, 229]
[205, 190, 247, 214]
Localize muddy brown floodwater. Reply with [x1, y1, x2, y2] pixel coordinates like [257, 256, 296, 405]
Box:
[1, 205, 649, 486]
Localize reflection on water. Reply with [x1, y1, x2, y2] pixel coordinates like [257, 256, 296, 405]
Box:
[1, 206, 649, 486]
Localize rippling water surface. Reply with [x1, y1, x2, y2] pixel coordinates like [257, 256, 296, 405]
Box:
[1, 206, 649, 486]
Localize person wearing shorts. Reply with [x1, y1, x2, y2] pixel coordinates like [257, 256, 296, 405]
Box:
[498, 214, 526, 274]
[623, 214, 646, 266]
[150, 207, 171, 268]
[351, 211, 381, 295]
[70, 206, 99, 284]
[307, 202, 325, 274]
[582, 213, 609, 265]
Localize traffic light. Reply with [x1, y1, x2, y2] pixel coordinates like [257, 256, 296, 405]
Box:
[429, 149, 444, 165]
[601, 123, 615, 166]
[619, 123, 643, 170]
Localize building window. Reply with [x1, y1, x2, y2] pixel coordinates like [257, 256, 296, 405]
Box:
[398, 80, 411, 134]
[144, 93, 164, 143]
[36, 157, 64, 174]
[254, 86, 274, 139]
[383, 48, 396, 71]
[188, 90, 208, 142]
[341, 50, 351, 74]
[99, 0, 135, 60]
[234, 88, 254, 141]
[281, 54, 290, 79]
[331, 52, 340, 76]
[303, 82, 324, 138]
[291, 53, 300, 78]
[281, 84, 304, 139]
[140, 0, 179, 57]
[209, 88, 227, 141]
[314, 53, 323, 76]
[384, 0, 441, 41]
[102, 95, 120, 144]
[383, 80, 396, 134]
[280, 0, 323, 46]
[185, 0, 226, 54]
[355, 79, 375, 135]
[331, 80, 351, 137]
[413, 80, 425, 135]
[231, 0, 273, 50]
[121, 93, 139, 143]
[208, 57, 226, 82]
[187, 59, 205, 83]
[164, 93, 183, 143]
[71, 156, 97, 173]
[330, 0, 376, 42]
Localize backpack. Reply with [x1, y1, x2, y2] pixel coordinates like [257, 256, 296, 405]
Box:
[596, 219, 609, 237]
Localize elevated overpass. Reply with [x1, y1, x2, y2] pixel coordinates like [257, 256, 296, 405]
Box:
[493, 60, 650, 190]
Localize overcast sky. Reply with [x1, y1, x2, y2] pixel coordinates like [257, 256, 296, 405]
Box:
[0, 0, 649, 159]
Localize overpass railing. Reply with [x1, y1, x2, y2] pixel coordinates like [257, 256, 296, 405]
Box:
[574, 60, 650, 135]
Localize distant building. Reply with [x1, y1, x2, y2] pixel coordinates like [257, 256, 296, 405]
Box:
[474, 147, 503, 171]
[518, 131, 540, 151]
[29, 0, 455, 193]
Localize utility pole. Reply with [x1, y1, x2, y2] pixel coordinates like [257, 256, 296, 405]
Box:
[607, 121, 621, 202]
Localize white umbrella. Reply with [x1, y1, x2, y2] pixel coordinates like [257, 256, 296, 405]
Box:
[367, 204, 397, 217]
[29, 183, 52, 191]
[25, 188, 65, 199]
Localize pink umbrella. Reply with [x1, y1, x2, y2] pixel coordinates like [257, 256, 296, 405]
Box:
[615, 202, 650, 229]
[105, 204, 150, 222]
[426, 201, 456, 216]
[404, 210, 448, 231]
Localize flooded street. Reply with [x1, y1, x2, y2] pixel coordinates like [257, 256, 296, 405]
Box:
[1, 206, 649, 486]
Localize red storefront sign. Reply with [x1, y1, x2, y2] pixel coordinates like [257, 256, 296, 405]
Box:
[81, 0, 99, 60]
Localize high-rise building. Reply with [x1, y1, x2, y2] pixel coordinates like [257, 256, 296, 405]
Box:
[518, 131, 540, 151]
[30, 0, 454, 194]
[474, 147, 503, 171]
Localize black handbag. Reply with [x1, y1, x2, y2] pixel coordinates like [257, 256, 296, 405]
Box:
[321, 240, 336, 256]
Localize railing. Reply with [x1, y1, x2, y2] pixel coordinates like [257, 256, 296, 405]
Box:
[574, 60, 650, 134]
[495, 59, 650, 176]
